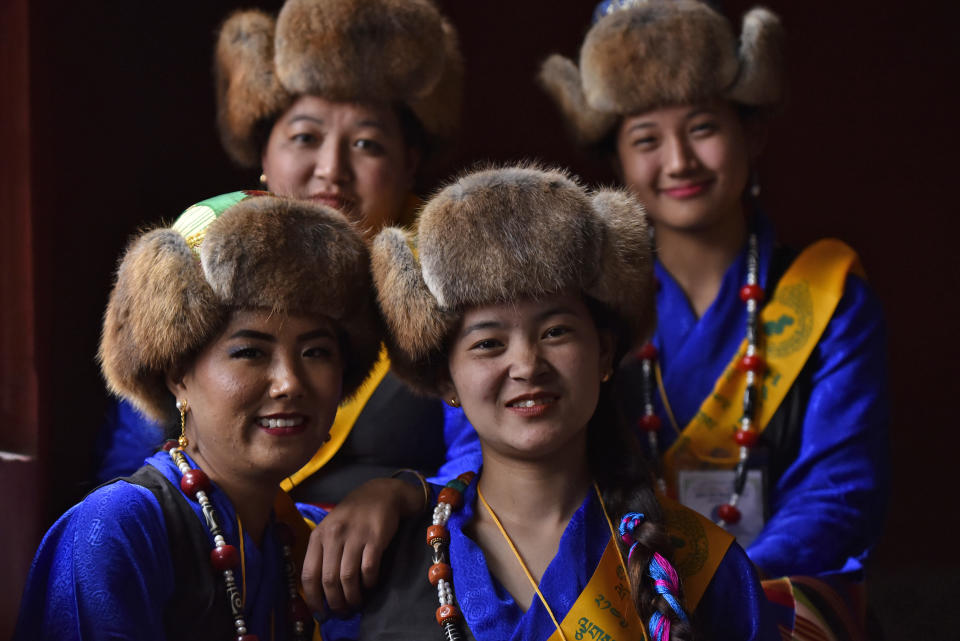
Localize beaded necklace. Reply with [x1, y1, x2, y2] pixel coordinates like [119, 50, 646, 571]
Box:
[427, 475, 657, 641]
[426, 471, 475, 641]
[164, 440, 311, 641]
[637, 232, 763, 529]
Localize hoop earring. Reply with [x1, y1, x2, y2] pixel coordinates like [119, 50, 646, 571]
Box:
[175, 399, 189, 448]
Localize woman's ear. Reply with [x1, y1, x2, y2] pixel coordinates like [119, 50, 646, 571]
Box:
[436, 368, 460, 408]
[165, 366, 188, 401]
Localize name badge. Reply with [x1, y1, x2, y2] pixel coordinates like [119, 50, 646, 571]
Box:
[676, 469, 765, 548]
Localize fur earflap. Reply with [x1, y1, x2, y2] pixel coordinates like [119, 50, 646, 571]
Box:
[100, 195, 383, 424]
[215, 10, 292, 168]
[215, 0, 463, 167]
[100, 229, 226, 424]
[540, 1, 785, 145]
[538, 54, 618, 146]
[371, 165, 654, 397]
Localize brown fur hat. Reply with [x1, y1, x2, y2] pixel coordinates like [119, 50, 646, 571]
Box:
[371, 165, 655, 396]
[215, 0, 463, 167]
[99, 193, 382, 425]
[539, 0, 785, 145]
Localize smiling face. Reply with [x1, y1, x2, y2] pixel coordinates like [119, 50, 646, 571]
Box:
[444, 294, 613, 462]
[168, 309, 344, 487]
[615, 100, 753, 234]
[261, 95, 419, 238]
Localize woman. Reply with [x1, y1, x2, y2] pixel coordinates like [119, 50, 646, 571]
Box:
[15, 192, 381, 640]
[96, 0, 463, 609]
[346, 165, 778, 640]
[536, 0, 888, 636]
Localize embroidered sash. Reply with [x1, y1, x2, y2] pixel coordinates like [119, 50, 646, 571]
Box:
[546, 499, 733, 641]
[281, 348, 391, 491]
[663, 239, 863, 486]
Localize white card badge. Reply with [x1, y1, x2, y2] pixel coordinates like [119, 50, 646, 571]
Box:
[676, 469, 765, 548]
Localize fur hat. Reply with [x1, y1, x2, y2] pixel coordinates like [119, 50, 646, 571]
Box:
[539, 0, 785, 145]
[215, 0, 463, 167]
[371, 165, 655, 396]
[99, 191, 383, 424]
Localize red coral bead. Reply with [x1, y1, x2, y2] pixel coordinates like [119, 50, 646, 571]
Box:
[162, 439, 179, 451]
[288, 596, 311, 622]
[274, 522, 295, 548]
[210, 544, 239, 570]
[739, 284, 764, 303]
[636, 343, 658, 362]
[426, 524, 450, 547]
[428, 562, 453, 586]
[718, 503, 742, 524]
[735, 429, 759, 448]
[180, 469, 210, 499]
[738, 354, 765, 374]
[457, 471, 475, 484]
[435, 604, 461, 625]
[638, 414, 662, 432]
[437, 487, 463, 510]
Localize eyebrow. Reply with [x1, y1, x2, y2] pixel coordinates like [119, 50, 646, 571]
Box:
[287, 115, 324, 126]
[458, 307, 576, 338]
[460, 320, 502, 338]
[356, 119, 389, 133]
[626, 121, 655, 133]
[228, 328, 336, 342]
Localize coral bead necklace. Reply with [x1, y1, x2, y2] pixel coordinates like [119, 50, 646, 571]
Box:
[165, 440, 311, 641]
[637, 231, 764, 529]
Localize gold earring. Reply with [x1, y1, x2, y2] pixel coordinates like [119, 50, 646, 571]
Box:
[175, 399, 189, 448]
[259, 172, 268, 186]
[449, 397, 460, 408]
[601, 369, 612, 383]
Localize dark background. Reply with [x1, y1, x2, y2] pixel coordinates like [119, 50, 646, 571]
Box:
[2, 0, 958, 637]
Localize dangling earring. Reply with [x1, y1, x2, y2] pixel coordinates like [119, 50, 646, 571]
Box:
[176, 399, 189, 448]
[448, 397, 460, 408]
[259, 172, 268, 187]
[749, 169, 761, 199]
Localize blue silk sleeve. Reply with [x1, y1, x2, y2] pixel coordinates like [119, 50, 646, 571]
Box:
[13, 481, 174, 641]
[696, 542, 780, 641]
[94, 399, 165, 483]
[747, 274, 890, 577]
[428, 405, 482, 484]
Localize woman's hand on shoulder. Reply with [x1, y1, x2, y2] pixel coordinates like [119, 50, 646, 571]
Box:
[302, 477, 425, 613]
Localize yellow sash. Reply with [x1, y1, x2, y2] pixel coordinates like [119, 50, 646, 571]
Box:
[663, 239, 862, 487]
[548, 500, 733, 641]
[281, 348, 391, 491]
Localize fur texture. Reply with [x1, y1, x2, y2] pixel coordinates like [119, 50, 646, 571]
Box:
[215, 0, 463, 167]
[371, 165, 655, 396]
[215, 10, 292, 168]
[100, 196, 382, 424]
[539, 1, 785, 145]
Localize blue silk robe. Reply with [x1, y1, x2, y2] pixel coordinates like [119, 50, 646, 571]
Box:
[434, 214, 891, 579]
[14, 450, 327, 641]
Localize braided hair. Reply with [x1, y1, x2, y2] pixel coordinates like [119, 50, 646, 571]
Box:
[587, 382, 695, 641]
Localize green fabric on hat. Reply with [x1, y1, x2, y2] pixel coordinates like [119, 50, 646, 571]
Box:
[171, 190, 269, 254]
